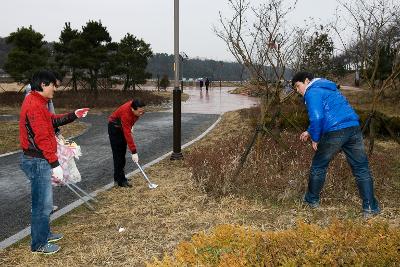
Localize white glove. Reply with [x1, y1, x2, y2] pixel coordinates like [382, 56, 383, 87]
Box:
[131, 153, 139, 163]
[299, 131, 310, 142]
[75, 108, 90, 118]
[52, 165, 64, 183]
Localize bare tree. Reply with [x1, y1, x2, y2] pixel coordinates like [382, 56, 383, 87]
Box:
[215, 0, 307, 175]
[333, 0, 400, 152]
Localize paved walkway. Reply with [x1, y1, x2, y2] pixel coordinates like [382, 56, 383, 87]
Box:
[173, 87, 259, 114]
[0, 87, 259, 244]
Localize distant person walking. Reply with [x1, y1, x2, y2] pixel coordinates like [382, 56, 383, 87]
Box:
[108, 99, 146, 187]
[199, 79, 204, 90]
[205, 78, 210, 91]
[20, 70, 89, 254]
[291, 71, 380, 218]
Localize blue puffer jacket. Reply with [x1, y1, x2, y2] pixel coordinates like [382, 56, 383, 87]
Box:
[304, 79, 359, 142]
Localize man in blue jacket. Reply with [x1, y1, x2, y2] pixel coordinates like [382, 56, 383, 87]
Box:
[291, 71, 380, 217]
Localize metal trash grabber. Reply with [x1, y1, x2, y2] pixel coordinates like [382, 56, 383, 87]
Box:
[64, 183, 96, 211]
[134, 161, 158, 189]
[69, 183, 98, 203]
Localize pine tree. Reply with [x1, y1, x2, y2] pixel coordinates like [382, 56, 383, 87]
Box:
[4, 26, 49, 83]
[117, 33, 153, 90]
[54, 22, 81, 91]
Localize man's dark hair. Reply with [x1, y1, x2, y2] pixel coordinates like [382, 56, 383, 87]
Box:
[291, 72, 314, 87]
[51, 71, 63, 83]
[31, 70, 57, 92]
[131, 99, 146, 110]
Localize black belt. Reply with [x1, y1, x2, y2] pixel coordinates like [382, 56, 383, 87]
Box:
[109, 120, 122, 128]
[23, 149, 45, 159]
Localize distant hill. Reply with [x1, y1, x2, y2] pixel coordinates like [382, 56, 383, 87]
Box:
[146, 53, 294, 81]
[146, 53, 250, 81]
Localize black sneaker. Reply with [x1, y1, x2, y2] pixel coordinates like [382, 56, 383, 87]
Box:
[32, 243, 60, 255]
[118, 181, 132, 188]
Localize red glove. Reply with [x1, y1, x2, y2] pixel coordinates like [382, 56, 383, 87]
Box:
[75, 108, 90, 118]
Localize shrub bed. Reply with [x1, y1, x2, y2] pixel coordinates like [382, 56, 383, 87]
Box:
[149, 220, 400, 266]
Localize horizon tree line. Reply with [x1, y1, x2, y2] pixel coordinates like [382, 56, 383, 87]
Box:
[4, 21, 153, 91]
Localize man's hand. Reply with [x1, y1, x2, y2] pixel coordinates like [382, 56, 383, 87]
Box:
[75, 108, 90, 118]
[312, 141, 318, 151]
[131, 153, 139, 163]
[299, 131, 310, 142]
[52, 166, 64, 183]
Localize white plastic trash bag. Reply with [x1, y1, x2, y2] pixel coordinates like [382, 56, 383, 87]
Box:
[52, 136, 82, 186]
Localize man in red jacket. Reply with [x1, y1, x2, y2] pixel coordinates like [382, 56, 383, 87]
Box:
[108, 99, 146, 187]
[20, 70, 89, 254]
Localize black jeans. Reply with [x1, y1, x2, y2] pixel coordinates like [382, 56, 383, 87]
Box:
[108, 123, 127, 184]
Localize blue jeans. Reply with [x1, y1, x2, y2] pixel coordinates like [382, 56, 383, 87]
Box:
[304, 126, 380, 213]
[20, 155, 53, 251]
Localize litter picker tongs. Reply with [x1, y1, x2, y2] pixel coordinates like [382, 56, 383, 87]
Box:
[134, 161, 158, 189]
[64, 182, 98, 211]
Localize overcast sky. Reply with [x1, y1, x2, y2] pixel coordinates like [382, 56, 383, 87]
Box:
[0, 0, 341, 62]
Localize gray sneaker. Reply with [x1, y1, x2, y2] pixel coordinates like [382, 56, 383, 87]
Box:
[48, 233, 63, 243]
[363, 208, 381, 219]
[303, 200, 319, 209]
[32, 243, 60, 255]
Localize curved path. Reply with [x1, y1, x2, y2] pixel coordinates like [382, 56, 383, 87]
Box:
[0, 87, 258, 244]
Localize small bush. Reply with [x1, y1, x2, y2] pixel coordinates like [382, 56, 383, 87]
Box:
[148, 220, 400, 266]
[159, 75, 170, 90]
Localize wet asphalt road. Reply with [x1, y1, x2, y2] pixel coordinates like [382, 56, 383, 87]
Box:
[0, 112, 219, 241]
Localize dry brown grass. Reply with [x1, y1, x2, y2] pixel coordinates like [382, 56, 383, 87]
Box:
[0, 90, 187, 117]
[0, 82, 25, 92]
[1, 108, 399, 266]
[0, 121, 20, 154]
[0, 158, 288, 266]
[0, 122, 88, 154]
[342, 88, 400, 117]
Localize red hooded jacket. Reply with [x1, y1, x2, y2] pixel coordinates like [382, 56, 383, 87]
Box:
[108, 100, 139, 153]
[19, 91, 77, 168]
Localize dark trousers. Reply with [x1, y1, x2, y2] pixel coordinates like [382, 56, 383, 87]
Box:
[304, 126, 379, 213]
[108, 123, 127, 184]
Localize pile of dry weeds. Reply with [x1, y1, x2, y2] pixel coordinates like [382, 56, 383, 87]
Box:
[186, 107, 400, 216]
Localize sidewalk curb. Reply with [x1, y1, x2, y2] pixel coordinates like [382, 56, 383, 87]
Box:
[0, 116, 221, 250]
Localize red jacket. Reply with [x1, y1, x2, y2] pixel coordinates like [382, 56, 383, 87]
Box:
[108, 100, 139, 153]
[19, 91, 77, 168]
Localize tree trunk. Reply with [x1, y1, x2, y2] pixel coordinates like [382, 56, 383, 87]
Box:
[123, 74, 129, 91]
[72, 68, 77, 92]
[92, 70, 98, 91]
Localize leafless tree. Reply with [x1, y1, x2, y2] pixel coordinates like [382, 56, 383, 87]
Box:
[215, 0, 307, 175]
[333, 0, 400, 152]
